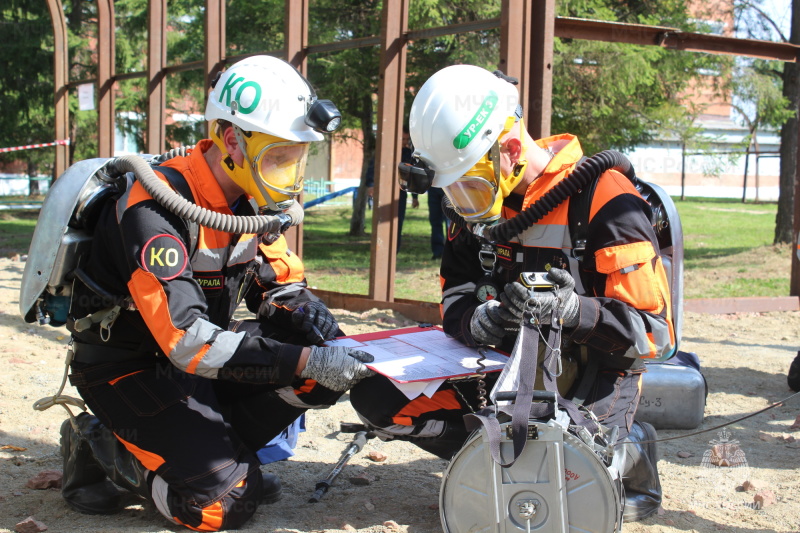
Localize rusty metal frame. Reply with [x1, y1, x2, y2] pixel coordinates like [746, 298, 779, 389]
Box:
[500, 1, 532, 128]
[96, 0, 115, 158]
[370, 0, 409, 302]
[146, 0, 167, 155]
[282, 0, 309, 257]
[45, 0, 68, 178]
[556, 17, 800, 61]
[43, 2, 800, 311]
[205, 0, 226, 93]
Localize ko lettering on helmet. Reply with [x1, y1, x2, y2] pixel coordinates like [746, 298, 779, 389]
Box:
[452, 91, 499, 150]
[140, 234, 188, 281]
[218, 75, 263, 115]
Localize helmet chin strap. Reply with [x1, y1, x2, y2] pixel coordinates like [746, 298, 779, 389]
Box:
[232, 125, 285, 212]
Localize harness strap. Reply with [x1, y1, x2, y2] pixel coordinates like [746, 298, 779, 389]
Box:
[464, 304, 603, 468]
[152, 165, 200, 260]
[571, 346, 599, 407]
[464, 315, 546, 467]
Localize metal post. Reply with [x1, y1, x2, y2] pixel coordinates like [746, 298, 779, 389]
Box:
[97, 0, 115, 158]
[370, 0, 409, 302]
[147, 0, 167, 155]
[681, 140, 687, 201]
[46, 0, 68, 178]
[205, 0, 226, 96]
[500, 1, 531, 114]
[792, 141, 800, 297]
[284, 0, 310, 257]
[527, 0, 555, 139]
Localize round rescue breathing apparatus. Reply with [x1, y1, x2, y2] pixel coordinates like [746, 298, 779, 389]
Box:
[440, 417, 621, 533]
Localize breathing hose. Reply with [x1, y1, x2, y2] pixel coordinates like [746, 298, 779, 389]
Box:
[443, 150, 634, 243]
[111, 154, 304, 235]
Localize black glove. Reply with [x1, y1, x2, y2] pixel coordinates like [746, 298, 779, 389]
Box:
[500, 268, 580, 327]
[291, 301, 339, 344]
[300, 346, 375, 391]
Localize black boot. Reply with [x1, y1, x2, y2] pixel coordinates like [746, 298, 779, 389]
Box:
[80, 417, 152, 500]
[788, 351, 800, 392]
[621, 421, 662, 522]
[60, 414, 123, 515]
[260, 473, 282, 504]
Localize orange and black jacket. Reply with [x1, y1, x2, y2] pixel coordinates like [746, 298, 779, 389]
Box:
[440, 134, 675, 370]
[68, 140, 315, 384]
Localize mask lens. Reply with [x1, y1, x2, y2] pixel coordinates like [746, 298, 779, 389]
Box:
[256, 142, 309, 196]
[443, 177, 496, 218]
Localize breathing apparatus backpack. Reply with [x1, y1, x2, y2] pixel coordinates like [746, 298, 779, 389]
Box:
[19, 152, 301, 328]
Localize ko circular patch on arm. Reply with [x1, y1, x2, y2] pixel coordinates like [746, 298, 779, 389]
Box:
[140, 234, 188, 280]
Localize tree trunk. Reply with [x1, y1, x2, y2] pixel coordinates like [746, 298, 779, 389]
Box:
[27, 160, 39, 196]
[776, 0, 800, 244]
[349, 93, 375, 236]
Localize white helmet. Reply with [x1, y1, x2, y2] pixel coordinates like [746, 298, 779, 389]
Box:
[409, 65, 520, 188]
[205, 56, 342, 211]
[205, 55, 323, 142]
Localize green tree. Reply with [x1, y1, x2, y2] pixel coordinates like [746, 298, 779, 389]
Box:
[734, 0, 796, 244]
[553, 0, 727, 155]
[729, 60, 792, 202]
[305, 0, 502, 236]
[0, 0, 59, 189]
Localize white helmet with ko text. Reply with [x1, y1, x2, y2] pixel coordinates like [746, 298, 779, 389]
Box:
[408, 65, 519, 188]
[205, 55, 323, 142]
[204, 56, 341, 212]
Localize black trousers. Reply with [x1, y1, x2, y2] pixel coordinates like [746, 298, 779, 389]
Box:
[70, 319, 343, 530]
[350, 367, 642, 459]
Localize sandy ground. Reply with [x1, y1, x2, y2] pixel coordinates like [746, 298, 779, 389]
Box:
[0, 255, 798, 533]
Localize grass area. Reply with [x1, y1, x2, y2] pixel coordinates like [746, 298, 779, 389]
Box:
[301, 204, 444, 302]
[0, 197, 792, 302]
[0, 210, 39, 257]
[674, 198, 789, 299]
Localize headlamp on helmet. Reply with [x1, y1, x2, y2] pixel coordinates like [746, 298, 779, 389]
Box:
[305, 99, 342, 133]
[398, 157, 435, 195]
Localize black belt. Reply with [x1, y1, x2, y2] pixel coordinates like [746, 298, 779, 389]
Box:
[71, 342, 163, 365]
[69, 343, 166, 388]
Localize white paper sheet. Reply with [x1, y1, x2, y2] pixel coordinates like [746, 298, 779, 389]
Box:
[326, 329, 507, 400]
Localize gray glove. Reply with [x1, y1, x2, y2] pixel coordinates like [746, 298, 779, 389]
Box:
[300, 346, 376, 391]
[470, 300, 513, 345]
[499, 268, 580, 327]
[291, 301, 339, 344]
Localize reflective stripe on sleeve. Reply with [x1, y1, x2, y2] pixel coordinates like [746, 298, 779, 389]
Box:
[622, 308, 674, 359]
[170, 319, 244, 378]
[442, 281, 475, 315]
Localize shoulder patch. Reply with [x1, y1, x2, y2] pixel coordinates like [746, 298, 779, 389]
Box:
[140, 234, 188, 280]
[447, 222, 462, 241]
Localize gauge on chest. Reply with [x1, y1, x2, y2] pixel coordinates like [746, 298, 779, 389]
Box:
[474, 275, 501, 302]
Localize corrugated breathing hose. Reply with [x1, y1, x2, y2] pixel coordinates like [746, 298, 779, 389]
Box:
[112, 154, 304, 235]
[442, 150, 634, 243]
